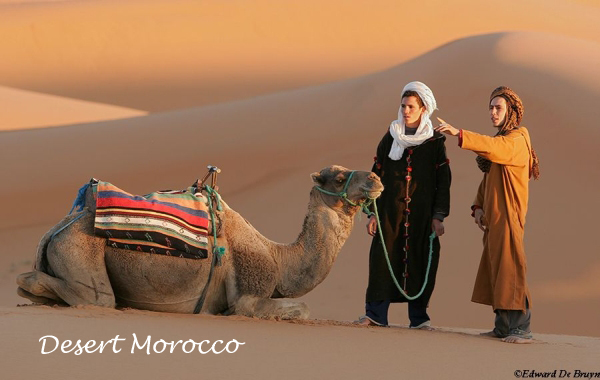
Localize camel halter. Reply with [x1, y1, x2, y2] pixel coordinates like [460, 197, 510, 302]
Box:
[313, 171, 374, 214]
[314, 170, 435, 301]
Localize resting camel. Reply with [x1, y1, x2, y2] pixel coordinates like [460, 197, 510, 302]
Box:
[16, 165, 382, 319]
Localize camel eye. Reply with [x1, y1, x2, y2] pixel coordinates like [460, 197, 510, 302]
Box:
[336, 178, 344, 184]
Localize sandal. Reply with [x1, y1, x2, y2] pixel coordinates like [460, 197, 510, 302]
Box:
[410, 321, 435, 330]
[354, 315, 386, 327]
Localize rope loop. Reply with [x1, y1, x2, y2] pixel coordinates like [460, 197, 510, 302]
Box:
[373, 199, 435, 300]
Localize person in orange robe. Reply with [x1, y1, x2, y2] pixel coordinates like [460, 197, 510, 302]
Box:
[435, 86, 540, 344]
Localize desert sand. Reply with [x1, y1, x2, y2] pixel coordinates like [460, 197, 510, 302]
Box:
[1, 306, 599, 380]
[1, 0, 599, 378]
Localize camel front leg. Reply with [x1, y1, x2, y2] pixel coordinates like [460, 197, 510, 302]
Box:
[223, 270, 310, 319]
[224, 231, 309, 319]
[231, 295, 310, 320]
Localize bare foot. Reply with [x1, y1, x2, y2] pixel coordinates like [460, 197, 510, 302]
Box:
[502, 335, 533, 344]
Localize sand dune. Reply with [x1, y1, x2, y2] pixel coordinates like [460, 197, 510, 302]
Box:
[0, 86, 146, 131]
[1, 31, 599, 338]
[1, 0, 600, 111]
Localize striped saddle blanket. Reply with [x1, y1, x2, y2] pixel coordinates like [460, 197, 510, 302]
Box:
[93, 180, 211, 259]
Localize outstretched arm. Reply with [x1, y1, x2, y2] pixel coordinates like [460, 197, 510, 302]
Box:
[435, 118, 529, 167]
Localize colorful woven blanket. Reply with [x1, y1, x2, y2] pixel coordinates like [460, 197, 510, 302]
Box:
[93, 180, 210, 259]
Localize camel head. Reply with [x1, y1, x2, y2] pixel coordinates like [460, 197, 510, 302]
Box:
[310, 165, 383, 213]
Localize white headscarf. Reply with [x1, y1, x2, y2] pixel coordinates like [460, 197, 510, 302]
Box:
[388, 81, 438, 160]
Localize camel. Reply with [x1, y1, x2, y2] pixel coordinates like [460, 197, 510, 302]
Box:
[16, 166, 382, 319]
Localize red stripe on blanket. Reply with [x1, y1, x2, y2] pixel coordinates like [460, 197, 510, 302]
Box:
[97, 197, 209, 228]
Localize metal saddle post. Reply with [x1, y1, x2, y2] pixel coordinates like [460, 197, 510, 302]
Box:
[196, 165, 221, 191]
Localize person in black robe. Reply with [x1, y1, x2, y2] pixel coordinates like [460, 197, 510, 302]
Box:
[357, 81, 451, 329]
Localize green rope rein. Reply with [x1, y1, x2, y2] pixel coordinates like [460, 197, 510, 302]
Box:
[203, 185, 225, 265]
[372, 199, 436, 301]
[193, 184, 225, 314]
[314, 170, 436, 301]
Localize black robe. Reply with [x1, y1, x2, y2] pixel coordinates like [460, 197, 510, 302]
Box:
[366, 131, 451, 306]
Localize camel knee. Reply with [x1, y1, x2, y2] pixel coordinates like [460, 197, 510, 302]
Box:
[229, 295, 258, 316]
[72, 278, 116, 307]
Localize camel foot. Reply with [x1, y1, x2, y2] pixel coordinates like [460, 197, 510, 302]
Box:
[17, 287, 64, 306]
[262, 299, 309, 320]
[17, 271, 63, 302]
[16, 270, 115, 308]
[233, 296, 310, 320]
[502, 335, 533, 344]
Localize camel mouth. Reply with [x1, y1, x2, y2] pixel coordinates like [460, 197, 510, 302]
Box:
[365, 190, 382, 199]
[360, 185, 383, 199]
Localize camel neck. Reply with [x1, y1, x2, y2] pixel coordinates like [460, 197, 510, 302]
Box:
[273, 190, 354, 298]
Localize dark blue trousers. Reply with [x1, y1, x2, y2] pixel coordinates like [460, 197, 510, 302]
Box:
[365, 300, 430, 327]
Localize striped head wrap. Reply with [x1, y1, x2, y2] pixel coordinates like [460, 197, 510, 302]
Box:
[476, 86, 540, 179]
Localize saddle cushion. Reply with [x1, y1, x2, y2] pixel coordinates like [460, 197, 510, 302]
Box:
[93, 180, 210, 259]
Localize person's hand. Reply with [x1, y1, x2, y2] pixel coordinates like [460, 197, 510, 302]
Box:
[432, 219, 445, 237]
[435, 117, 460, 136]
[474, 208, 487, 232]
[366, 216, 378, 236]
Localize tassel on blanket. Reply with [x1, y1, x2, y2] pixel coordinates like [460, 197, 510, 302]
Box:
[214, 246, 226, 266]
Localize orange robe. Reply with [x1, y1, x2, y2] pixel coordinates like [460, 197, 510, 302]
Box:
[461, 127, 534, 311]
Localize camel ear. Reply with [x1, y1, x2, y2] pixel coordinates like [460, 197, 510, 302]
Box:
[311, 172, 325, 185]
